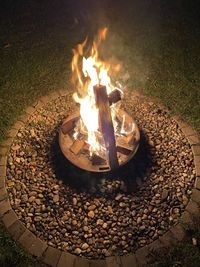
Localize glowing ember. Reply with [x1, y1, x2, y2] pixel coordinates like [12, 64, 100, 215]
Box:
[71, 27, 133, 159]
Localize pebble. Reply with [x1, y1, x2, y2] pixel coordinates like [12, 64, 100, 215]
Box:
[88, 205, 96, 211]
[169, 156, 175, 161]
[35, 199, 41, 205]
[74, 248, 82, 254]
[6, 91, 196, 260]
[28, 196, 35, 203]
[115, 194, 123, 201]
[161, 189, 169, 201]
[102, 223, 108, 229]
[88, 211, 95, 218]
[108, 206, 113, 214]
[53, 195, 59, 203]
[72, 197, 77, 205]
[83, 226, 89, 232]
[82, 243, 89, 250]
[97, 219, 104, 225]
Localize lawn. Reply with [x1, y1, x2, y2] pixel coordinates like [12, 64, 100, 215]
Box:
[0, 0, 200, 266]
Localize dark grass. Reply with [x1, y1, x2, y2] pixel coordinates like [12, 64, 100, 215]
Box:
[0, 222, 44, 267]
[0, 0, 200, 265]
[146, 215, 200, 267]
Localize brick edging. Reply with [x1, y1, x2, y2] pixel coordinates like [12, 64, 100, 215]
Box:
[0, 90, 199, 267]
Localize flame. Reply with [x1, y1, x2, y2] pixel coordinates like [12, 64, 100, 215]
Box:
[71, 27, 120, 155]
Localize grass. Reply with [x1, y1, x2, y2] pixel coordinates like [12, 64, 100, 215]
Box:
[0, 0, 200, 266]
[146, 215, 200, 267]
[0, 222, 43, 267]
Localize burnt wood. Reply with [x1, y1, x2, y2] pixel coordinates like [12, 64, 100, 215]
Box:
[93, 85, 119, 170]
[108, 88, 121, 105]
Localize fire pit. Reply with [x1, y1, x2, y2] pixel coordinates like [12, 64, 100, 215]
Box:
[3, 26, 197, 263]
[59, 28, 140, 172]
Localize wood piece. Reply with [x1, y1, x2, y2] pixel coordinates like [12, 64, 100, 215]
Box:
[83, 142, 90, 151]
[63, 134, 73, 149]
[91, 154, 107, 166]
[93, 85, 119, 170]
[61, 119, 74, 134]
[126, 133, 135, 145]
[116, 136, 133, 155]
[70, 139, 85, 155]
[108, 89, 121, 105]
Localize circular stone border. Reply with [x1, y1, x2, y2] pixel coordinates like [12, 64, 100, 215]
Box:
[0, 89, 200, 267]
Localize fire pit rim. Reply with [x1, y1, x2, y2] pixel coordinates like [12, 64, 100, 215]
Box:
[59, 108, 140, 172]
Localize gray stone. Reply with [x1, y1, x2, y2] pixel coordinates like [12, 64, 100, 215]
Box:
[170, 224, 187, 242]
[135, 246, 150, 266]
[0, 165, 6, 178]
[194, 155, 200, 177]
[121, 254, 138, 267]
[192, 145, 200, 156]
[186, 200, 199, 216]
[195, 177, 200, 190]
[1, 138, 13, 147]
[0, 156, 7, 166]
[18, 113, 29, 123]
[0, 199, 11, 216]
[43, 246, 62, 267]
[7, 128, 18, 138]
[106, 256, 121, 267]
[25, 106, 35, 115]
[148, 239, 165, 253]
[8, 219, 26, 240]
[0, 188, 7, 201]
[0, 146, 8, 156]
[191, 189, 200, 204]
[159, 231, 177, 247]
[29, 238, 47, 257]
[18, 229, 36, 251]
[40, 95, 50, 104]
[74, 256, 90, 267]
[180, 210, 193, 225]
[58, 89, 68, 96]
[187, 135, 200, 146]
[2, 209, 18, 228]
[181, 125, 197, 137]
[12, 121, 24, 130]
[57, 251, 76, 267]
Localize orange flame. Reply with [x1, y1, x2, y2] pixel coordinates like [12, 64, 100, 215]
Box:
[71, 27, 120, 155]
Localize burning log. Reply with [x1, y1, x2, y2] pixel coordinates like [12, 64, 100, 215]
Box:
[93, 85, 119, 170]
[116, 137, 133, 156]
[70, 139, 85, 155]
[61, 118, 74, 134]
[108, 89, 121, 105]
[91, 154, 107, 166]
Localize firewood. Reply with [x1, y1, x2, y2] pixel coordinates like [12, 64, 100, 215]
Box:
[93, 85, 119, 170]
[116, 136, 133, 155]
[91, 154, 107, 165]
[63, 134, 73, 148]
[70, 139, 85, 155]
[61, 118, 74, 134]
[108, 89, 121, 105]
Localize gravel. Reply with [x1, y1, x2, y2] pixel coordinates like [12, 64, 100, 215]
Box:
[6, 90, 195, 259]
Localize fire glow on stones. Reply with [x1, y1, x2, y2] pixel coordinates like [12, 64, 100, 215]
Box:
[59, 28, 140, 172]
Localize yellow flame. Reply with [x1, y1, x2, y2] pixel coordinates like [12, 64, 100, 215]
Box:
[71, 27, 119, 155]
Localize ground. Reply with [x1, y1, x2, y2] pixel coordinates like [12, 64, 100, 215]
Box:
[0, 0, 200, 266]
